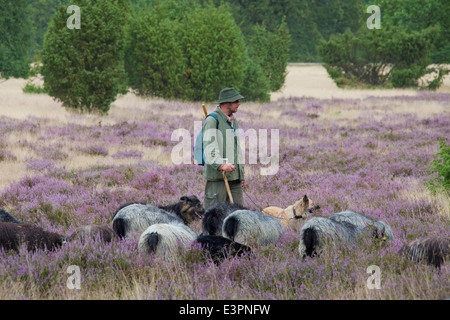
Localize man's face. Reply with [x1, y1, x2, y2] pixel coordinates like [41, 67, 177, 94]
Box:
[228, 100, 240, 114]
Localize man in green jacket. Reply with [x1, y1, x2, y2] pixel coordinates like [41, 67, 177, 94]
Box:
[203, 88, 246, 209]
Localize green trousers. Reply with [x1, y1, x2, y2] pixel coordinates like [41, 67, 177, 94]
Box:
[204, 180, 244, 209]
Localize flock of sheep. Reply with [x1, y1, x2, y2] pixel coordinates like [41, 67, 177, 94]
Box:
[0, 194, 449, 268]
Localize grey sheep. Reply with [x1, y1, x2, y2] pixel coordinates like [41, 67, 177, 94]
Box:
[222, 209, 285, 246]
[138, 222, 197, 260]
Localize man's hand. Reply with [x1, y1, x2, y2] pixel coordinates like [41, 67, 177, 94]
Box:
[220, 163, 236, 172]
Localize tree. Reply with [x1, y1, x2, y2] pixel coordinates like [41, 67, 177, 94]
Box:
[179, 4, 247, 102]
[124, 9, 186, 98]
[28, 0, 71, 55]
[240, 57, 271, 103]
[371, 0, 449, 63]
[319, 24, 442, 88]
[0, 0, 33, 79]
[247, 18, 291, 92]
[41, 0, 129, 114]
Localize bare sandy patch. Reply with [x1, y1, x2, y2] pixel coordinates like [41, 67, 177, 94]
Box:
[270, 63, 450, 101]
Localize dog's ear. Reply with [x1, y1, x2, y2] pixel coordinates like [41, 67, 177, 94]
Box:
[180, 196, 188, 202]
[303, 195, 309, 204]
[189, 195, 200, 203]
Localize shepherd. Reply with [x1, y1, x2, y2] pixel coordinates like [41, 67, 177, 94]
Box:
[202, 88, 246, 210]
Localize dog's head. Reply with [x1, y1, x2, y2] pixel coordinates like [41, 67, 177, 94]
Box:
[291, 195, 320, 220]
[180, 195, 205, 223]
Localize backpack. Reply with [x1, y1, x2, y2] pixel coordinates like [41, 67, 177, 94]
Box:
[194, 112, 219, 166]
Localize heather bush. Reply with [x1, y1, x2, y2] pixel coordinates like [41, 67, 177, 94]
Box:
[0, 91, 449, 300]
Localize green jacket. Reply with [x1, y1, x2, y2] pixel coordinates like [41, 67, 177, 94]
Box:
[202, 107, 245, 182]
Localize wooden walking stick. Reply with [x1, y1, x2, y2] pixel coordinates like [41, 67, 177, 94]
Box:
[202, 104, 234, 204]
[202, 104, 208, 118]
[222, 170, 234, 204]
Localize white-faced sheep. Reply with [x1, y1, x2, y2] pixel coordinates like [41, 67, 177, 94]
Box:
[222, 209, 285, 246]
[137, 223, 197, 260]
[68, 224, 118, 243]
[0, 209, 23, 224]
[329, 210, 394, 240]
[0, 222, 64, 252]
[398, 236, 450, 268]
[112, 195, 204, 238]
[262, 195, 320, 227]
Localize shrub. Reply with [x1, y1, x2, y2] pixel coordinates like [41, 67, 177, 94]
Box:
[41, 0, 129, 114]
[124, 3, 247, 102]
[0, 0, 32, 79]
[240, 57, 271, 103]
[247, 18, 291, 92]
[124, 9, 186, 98]
[179, 5, 246, 102]
[319, 24, 442, 89]
[427, 138, 450, 194]
[23, 82, 47, 94]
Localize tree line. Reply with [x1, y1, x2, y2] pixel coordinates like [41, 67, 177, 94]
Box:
[0, 0, 448, 114]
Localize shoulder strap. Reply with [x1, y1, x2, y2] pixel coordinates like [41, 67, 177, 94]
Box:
[206, 112, 219, 129]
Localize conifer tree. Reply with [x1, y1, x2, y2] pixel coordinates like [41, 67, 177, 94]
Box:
[41, 0, 129, 114]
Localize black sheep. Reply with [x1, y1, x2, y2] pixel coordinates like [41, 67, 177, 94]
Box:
[68, 224, 118, 243]
[399, 236, 449, 268]
[201, 202, 246, 237]
[196, 235, 252, 264]
[0, 222, 64, 252]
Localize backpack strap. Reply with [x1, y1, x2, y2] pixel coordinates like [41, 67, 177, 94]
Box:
[205, 112, 219, 129]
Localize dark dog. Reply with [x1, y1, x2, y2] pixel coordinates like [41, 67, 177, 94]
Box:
[159, 195, 204, 225]
[0, 209, 23, 224]
[196, 235, 252, 264]
[0, 222, 64, 252]
[201, 202, 246, 237]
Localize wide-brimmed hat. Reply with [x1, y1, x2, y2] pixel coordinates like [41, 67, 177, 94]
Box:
[215, 88, 244, 104]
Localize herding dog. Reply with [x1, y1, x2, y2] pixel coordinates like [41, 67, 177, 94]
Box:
[398, 236, 449, 268]
[112, 195, 204, 238]
[0, 222, 64, 252]
[196, 235, 252, 264]
[0, 209, 23, 224]
[159, 195, 205, 225]
[201, 202, 247, 237]
[262, 195, 320, 227]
